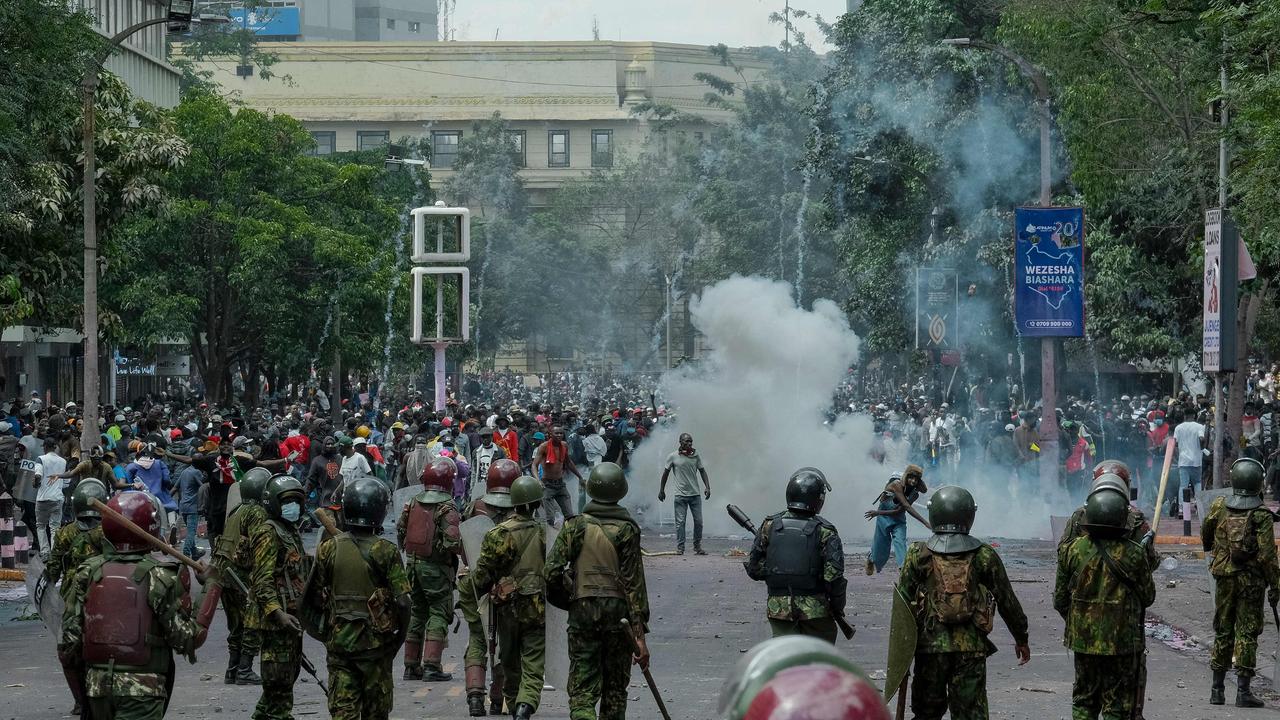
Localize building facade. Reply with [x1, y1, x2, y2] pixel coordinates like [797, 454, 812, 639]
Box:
[82, 0, 182, 107]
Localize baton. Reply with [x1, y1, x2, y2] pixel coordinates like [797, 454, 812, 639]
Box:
[621, 619, 673, 720]
[300, 650, 329, 694]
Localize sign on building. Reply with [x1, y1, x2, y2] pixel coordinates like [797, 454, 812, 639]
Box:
[1203, 208, 1238, 373]
[227, 6, 300, 36]
[1014, 206, 1085, 337]
[915, 267, 958, 350]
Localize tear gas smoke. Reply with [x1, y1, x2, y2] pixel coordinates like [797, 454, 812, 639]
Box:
[628, 275, 1068, 542]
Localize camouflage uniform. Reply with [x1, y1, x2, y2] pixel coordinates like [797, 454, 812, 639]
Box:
[396, 493, 462, 670]
[457, 513, 547, 711]
[1202, 495, 1280, 677]
[460, 499, 514, 709]
[545, 501, 649, 720]
[215, 501, 268, 673]
[250, 516, 310, 720]
[308, 532, 411, 720]
[1058, 506, 1158, 570]
[46, 522, 106, 589]
[898, 542, 1029, 720]
[60, 550, 202, 720]
[745, 511, 846, 643]
[1054, 535, 1155, 719]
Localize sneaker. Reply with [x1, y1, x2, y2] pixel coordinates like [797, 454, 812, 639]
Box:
[864, 559, 875, 576]
[676, 548, 685, 555]
[693, 547, 708, 556]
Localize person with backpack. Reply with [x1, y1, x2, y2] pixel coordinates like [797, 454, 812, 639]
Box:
[1054, 480, 1156, 719]
[1202, 457, 1280, 707]
[896, 485, 1031, 720]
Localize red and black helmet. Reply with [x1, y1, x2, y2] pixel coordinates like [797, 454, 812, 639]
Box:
[102, 491, 161, 552]
[1092, 459, 1131, 485]
[743, 665, 891, 720]
[486, 459, 520, 495]
[420, 457, 457, 493]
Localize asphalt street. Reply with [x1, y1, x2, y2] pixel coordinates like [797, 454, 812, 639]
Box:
[1, 534, 1277, 719]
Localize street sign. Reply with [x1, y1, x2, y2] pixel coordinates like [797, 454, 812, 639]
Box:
[914, 268, 958, 350]
[1203, 208, 1239, 373]
[1014, 207, 1085, 337]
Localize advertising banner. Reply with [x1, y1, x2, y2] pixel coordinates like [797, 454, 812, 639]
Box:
[1014, 206, 1085, 337]
[1203, 208, 1238, 372]
[915, 267, 958, 350]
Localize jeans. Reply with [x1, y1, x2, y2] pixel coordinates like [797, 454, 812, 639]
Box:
[870, 498, 907, 572]
[541, 481, 574, 526]
[182, 512, 201, 557]
[35, 499, 62, 556]
[1171, 465, 1200, 516]
[673, 494, 703, 551]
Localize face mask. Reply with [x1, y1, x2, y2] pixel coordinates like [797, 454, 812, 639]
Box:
[1153, 419, 1164, 427]
[281, 502, 302, 523]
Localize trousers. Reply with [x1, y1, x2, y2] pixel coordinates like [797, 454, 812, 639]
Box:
[673, 494, 703, 551]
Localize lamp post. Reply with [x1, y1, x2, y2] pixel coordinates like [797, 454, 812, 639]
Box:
[664, 273, 673, 370]
[80, 2, 198, 453]
[942, 38, 1059, 489]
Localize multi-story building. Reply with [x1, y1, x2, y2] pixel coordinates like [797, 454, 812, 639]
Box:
[81, 0, 183, 107]
[222, 0, 439, 41]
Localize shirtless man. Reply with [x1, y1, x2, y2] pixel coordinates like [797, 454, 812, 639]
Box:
[531, 425, 583, 526]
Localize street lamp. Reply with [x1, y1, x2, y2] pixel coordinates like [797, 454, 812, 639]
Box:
[385, 144, 429, 172]
[941, 37, 1059, 489]
[80, 3, 222, 453]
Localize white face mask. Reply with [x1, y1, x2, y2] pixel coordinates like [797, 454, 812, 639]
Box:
[281, 502, 302, 523]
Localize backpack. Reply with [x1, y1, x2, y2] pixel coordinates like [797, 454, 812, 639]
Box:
[928, 552, 995, 633]
[1222, 512, 1258, 563]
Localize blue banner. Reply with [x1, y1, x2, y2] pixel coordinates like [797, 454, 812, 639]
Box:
[1014, 206, 1085, 337]
[227, 6, 300, 36]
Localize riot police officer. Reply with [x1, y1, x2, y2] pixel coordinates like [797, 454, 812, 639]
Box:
[397, 456, 463, 681]
[718, 636, 891, 720]
[60, 492, 207, 719]
[215, 466, 272, 685]
[745, 467, 847, 642]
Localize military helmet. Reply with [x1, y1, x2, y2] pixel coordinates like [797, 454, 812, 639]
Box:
[585, 462, 628, 504]
[1089, 473, 1128, 501]
[785, 467, 830, 514]
[1081, 486, 1129, 537]
[925, 485, 981, 554]
[1092, 459, 1131, 485]
[1227, 457, 1265, 510]
[240, 466, 273, 504]
[343, 476, 390, 529]
[483, 458, 521, 508]
[102, 491, 160, 552]
[717, 636, 887, 720]
[510, 475, 544, 508]
[264, 474, 306, 520]
[72, 479, 110, 521]
[420, 457, 457, 494]
[739, 665, 891, 720]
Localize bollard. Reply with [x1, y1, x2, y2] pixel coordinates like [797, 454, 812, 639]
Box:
[0, 492, 13, 569]
[13, 522, 28, 564]
[1181, 485, 1193, 537]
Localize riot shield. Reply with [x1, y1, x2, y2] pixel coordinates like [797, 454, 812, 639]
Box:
[459, 514, 496, 661]
[224, 482, 242, 521]
[1049, 515, 1071, 545]
[14, 458, 39, 504]
[883, 585, 917, 703]
[544, 523, 570, 691]
[389, 485, 421, 537]
[24, 554, 64, 637]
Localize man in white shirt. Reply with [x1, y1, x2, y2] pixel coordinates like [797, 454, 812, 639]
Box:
[1171, 413, 1207, 517]
[34, 437, 67, 558]
[338, 436, 372, 490]
[468, 427, 505, 500]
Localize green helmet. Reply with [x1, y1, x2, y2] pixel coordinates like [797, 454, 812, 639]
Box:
[925, 486, 981, 554]
[241, 467, 273, 504]
[72, 479, 110, 521]
[510, 475, 544, 508]
[1227, 458, 1265, 510]
[1082, 487, 1129, 537]
[343, 476, 389, 529]
[585, 462, 627, 504]
[1089, 473, 1128, 501]
[264, 474, 306, 520]
[717, 636, 870, 720]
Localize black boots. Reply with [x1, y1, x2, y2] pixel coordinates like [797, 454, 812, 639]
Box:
[513, 702, 534, 719]
[225, 652, 240, 684]
[423, 663, 453, 682]
[1210, 670, 1226, 705]
[1237, 673, 1265, 708]
[468, 692, 487, 717]
[236, 654, 262, 685]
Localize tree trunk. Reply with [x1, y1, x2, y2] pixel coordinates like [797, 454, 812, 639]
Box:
[244, 351, 260, 408]
[1221, 285, 1267, 487]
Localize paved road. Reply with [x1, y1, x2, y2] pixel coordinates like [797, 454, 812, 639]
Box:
[1, 535, 1276, 719]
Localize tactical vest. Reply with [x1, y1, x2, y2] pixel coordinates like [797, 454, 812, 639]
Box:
[495, 518, 546, 603]
[82, 557, 171, 672]
[764, 515, 823, 597]
[269, 519, 310, 613]
[403, 501, 438, 559]
[1219, 510, 1260, 563]
[574, 518, 626, 600]
[330, 534, 377, 623]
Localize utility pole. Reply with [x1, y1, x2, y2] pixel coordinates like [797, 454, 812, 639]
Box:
[665, 274, 673, 370]
[782, 0, 792, 52]
[330, 311, 342, 428]
[1212, 39, 1228, 489]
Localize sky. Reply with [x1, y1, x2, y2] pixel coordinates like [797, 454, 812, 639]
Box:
[446, 0, 851, 49]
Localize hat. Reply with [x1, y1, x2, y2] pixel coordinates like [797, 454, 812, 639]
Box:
[533, 432, 546, 441]
[339, 436, 354, 447]
[391, 421, 405, 431]
[353, 437, 367, 447]
[478, 427, 494, 436]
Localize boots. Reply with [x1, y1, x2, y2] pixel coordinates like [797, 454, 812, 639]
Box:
[422, 640, 453, 682]
[224, 652, 240, 684]
[404, 640, 424, 680]
[235, 654, 261, 685]
[466, 666, 487, 716]
[1210, 670, 1226, 705]
[467, 692, 487, 717]
[513, 702, 534, 719]
[1236, 673, 1265, 708]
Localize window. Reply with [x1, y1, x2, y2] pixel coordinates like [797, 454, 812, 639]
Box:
[548, 130, 569, 168]
[309, 131, 336, 156]
[357, 130, 389, 151]
[432, 131, 461, 168]
[386, 18, 395, 29]
[591, 129, 613, 168]
[693, 131, 705, 143]
[409, 21, 420, 32]
[506, 130, 526, 168]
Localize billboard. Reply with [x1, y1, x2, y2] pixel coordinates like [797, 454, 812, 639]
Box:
[1203, 208, 1238, 373]
[228, 6, 300, 36]
[1014, 206, 1085, 337]
[915, 267, 958, 350]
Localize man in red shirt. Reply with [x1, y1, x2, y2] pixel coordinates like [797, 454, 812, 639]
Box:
[492, 415, 520, 466]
